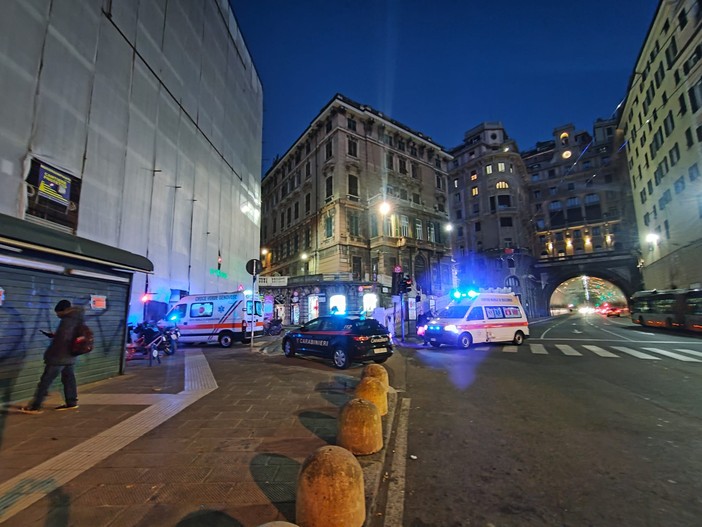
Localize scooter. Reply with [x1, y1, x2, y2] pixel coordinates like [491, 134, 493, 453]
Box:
[263, 318, 283, 336]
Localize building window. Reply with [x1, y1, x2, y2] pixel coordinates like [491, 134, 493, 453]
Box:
[689, 78, 702, 112]
[674, 176, 685, 194]
[305, 193, 311, 214]
[385, 152, 393, 170]
[496, 181, 509, 189]
[347, 117, 356, 131]
[400, 215, 409, 237]
[399, 158, 408, 174]
[325, 140, 333, 159]
[348, 137, 358, 157]
[453, 192, 462, 203]
[500, 217, 513, 227]
[326, 120, 333, 133]
[348, 211, 360, 236]
[485, 164, 493, 175]
[348, 174, 359, 197]
[411, 163, 419, 178]
[475, 222, 481, 232]
[470, 171, 478, 181]
[294, 202, 299, 220]
[325, 176, 333, 198]
[325, 215, 333, 237]
[435, 174, 443, 189]
[415, 219, 423, 240]
[428, 222, 436, 242]
[497, 162, 506, 172]
[689, 163, 700, 181]
[453, 178, 459, 188]
[669, 143, 680, 166]
[471, 186, 478, 196]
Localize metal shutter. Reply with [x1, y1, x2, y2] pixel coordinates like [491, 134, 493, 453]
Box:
[0, 266, 128, 404]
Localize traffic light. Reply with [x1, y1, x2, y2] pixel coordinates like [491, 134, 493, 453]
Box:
[391, 271, 402, 295]
[402, 275, 412, 294]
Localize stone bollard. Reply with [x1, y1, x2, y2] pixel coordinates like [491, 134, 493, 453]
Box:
[361, 363, 389, 390]
[296, 445, 365, 527]
[354, 376, 387, 416]
[337, 397, 383, 455]
[257, 523, 299, 527]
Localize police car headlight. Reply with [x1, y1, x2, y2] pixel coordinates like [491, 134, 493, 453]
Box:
[444, 324, 459, 333]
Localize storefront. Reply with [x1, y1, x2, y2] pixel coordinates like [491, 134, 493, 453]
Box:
[0, 214, 152, 403]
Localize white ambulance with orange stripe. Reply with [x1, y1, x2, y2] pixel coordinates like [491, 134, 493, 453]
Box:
[423, 290, 529, 349]
[161, 291, 263, 348]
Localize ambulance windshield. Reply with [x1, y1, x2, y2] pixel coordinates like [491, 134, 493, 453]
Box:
[440, 300, 475, 319]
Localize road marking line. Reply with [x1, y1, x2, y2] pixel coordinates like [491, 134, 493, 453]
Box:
[556, 344, 582, 356]
[501, 345, 519, 353]
[611, 346, 661, 360]
[384, 397, 410, 527]
[642, 347, 702, 362]
[583, 345, 620, 358]
[673, 349, 702, 359]
[473, 346, 490, 352]
[0, 350, 217, 523]
[529, 343, 548, 354]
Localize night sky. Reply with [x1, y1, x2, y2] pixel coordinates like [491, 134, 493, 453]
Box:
[229, 0, 660, 173]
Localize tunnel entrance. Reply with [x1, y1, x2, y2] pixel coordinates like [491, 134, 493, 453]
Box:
[549, 275, 627, 316]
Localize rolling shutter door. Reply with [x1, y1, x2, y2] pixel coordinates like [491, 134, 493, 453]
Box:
[0, 266, 128, 404]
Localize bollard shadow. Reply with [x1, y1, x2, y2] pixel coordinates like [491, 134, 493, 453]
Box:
[250, 453, 298, 523]
[298, 410, 337, 444]
[314, 375, 356, 408]
[175, 510, 243, 527]
[44, 487, 70, 527]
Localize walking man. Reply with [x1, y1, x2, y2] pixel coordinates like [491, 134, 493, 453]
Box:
[21, 299, 84, 414]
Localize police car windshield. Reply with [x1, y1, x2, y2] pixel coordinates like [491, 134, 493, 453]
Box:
[440, 303, 474, 319]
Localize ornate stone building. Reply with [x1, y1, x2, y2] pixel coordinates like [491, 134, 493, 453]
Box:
[260, 94, 454, 324]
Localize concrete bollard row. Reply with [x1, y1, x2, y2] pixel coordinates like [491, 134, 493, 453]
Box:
[292, 364, 391, 527]
[337, 397, 383, 455]
[296, 445, 365, 527]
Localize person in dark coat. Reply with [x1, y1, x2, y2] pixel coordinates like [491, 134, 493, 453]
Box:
[21, 300, 84, 413]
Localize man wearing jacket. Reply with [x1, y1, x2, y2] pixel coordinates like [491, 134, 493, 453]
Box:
[21, 299, 84, 414]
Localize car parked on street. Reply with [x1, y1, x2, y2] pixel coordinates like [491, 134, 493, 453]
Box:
[281, 315, 393, 369]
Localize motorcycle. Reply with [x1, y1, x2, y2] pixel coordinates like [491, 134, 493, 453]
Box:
[263, 318, 283, 336]
[126, 323, 179, 361]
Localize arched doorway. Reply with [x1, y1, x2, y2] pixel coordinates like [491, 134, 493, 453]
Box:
[414, 254, 429, 293]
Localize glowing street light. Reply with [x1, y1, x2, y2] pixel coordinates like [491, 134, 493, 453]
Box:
[379, 201, 391, 215]
[645, 233, 660, 244]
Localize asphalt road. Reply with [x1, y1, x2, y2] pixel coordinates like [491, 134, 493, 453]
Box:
[378, 314, 702, 527]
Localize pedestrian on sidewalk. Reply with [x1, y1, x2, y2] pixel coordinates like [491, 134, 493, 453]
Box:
[21, 299, 84, 414]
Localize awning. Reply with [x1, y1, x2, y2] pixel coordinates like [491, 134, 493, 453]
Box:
[0, 213, 153, 273]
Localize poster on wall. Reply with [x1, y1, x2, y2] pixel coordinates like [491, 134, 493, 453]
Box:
[90, 295, 107, 310]
[37, 164, 72, 207]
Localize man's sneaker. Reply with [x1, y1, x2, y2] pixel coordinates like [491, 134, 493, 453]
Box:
[55, 404, 79, 411]
[20, 406, 43, 415]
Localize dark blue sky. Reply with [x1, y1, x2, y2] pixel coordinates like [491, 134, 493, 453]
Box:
[230, 0, 660, 173]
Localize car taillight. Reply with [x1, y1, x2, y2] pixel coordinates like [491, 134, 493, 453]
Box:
[353, 335, 370, 342]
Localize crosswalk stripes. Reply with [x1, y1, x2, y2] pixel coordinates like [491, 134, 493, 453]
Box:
[610, 346, 661, 360]
[439, 343, 702, 362]
[641, 347, 702, 362]
[583, 345, 620, 358]
[529, 343, 548, 354]
[555, 344, 582, 356]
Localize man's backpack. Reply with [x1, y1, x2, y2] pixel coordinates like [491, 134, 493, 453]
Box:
[72, 323, 94, 356]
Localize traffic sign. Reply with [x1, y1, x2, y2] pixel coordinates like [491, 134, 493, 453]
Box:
[246, 258, 263, 275]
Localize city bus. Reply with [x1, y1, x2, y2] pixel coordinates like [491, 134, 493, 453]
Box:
[630, 289, 702, 333]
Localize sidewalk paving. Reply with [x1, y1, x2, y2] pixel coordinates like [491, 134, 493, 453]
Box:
[0, 338, 399, 526]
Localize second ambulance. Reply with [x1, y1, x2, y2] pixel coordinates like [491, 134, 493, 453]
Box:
[423, 289, 529, 349]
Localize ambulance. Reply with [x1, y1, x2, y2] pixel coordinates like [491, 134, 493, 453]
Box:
[160, 291, 264, 348]
[422, 289, 529, 349]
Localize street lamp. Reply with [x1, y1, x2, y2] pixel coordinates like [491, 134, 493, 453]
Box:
[301, 252, 308, 278]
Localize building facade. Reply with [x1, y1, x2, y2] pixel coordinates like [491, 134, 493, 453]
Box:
[260, 94, 454, 324]
[619, 0, 702, 289]
[446, 123, 539, 316]
[0, 0, 261, 402]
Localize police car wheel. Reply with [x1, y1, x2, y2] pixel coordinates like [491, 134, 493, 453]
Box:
[430, 342, 441, 348]
[457, 333, 472, 349]
[283, 340, 296, 358]
[333, 348, 350, 369]
[218, 331, 234, 348]
[513, 331, 525, 346]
